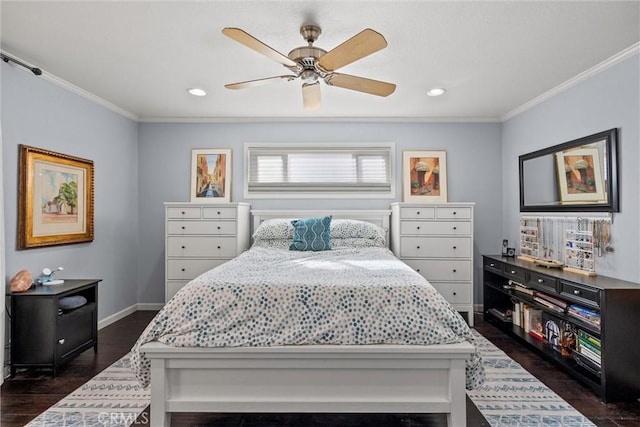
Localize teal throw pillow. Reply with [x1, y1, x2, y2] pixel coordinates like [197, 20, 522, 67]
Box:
[290, 215, 332, 251]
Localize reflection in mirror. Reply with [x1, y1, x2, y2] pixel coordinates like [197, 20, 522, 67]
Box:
[519, 128, 619, 212]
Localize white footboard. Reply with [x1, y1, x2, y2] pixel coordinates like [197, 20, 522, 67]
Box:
[142, 342, 474, 427]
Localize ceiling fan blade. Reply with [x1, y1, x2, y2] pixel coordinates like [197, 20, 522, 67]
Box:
[324, 73, 396, 97]
[302, 82, 321, 110]
[225, 75, 296, 90]
[317, 28, 388, 72]
[222, 27, 298, 68]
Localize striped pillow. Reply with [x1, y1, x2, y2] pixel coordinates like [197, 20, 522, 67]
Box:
[289, 215, 332, 251]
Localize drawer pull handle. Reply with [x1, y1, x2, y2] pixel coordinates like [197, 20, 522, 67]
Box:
[217, 211, 221, 215]
[217, 246, 221, 249]
[416, 246, 420, 249]
[217, 226, 221, 230]
[58, 339, 65, 345]
[490, 263, 495, 267]
[453, 226, 457, 230]
[453, 246, 457, 250]
[453, 292, 457, 296]
[181, 268, 186, 272]
[181, 211, 185, 215]
[453, 211, 457, 215]
[416, 226, 420, 230]
[181, 226, 186, 230]
[538, 279, 544, 283]
[181, 245, 185, 249]
[510, 270, 516, 274]
[453, 269, 457, 273]
[416, 269, 420, 272]
[573, 290, 581, 295]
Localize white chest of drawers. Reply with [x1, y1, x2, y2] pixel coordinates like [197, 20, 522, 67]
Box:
[164, 202, 250, 302]
[390, 202, 475, 326]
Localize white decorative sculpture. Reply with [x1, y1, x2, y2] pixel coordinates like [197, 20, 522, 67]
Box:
[38, 267, 65, 285]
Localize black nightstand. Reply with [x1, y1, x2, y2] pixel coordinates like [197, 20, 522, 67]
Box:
[8, 279, 101, 376]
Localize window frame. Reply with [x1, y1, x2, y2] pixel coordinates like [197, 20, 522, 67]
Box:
[244, 142, 396, 199]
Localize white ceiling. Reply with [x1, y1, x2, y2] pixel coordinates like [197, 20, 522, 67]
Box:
[1, 1, 639, 122]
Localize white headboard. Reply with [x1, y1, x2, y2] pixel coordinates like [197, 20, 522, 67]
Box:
[251, 209, 391, 246]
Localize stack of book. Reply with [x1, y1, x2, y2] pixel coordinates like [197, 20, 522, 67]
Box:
[574, 329, 601, 375]
[533, 291, 567, 314]
[567, 304, 601, 328]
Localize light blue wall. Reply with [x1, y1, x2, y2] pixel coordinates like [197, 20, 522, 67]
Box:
[137, 122, 503, 303]
[502, 54, 640, 282]
[1, 62, 140, 320]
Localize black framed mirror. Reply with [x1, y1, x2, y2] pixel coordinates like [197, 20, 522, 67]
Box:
[519, 128, 619, 212]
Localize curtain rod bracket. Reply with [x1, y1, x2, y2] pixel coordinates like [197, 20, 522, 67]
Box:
[1, 53, 42, 76]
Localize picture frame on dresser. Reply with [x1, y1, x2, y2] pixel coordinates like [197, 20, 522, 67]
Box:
[18, 145, 95, 249]
[402, 150, 448, 203]
[190, 148, 231, 203]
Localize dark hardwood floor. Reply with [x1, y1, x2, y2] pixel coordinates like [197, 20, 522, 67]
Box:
[1, 311, 638, 426]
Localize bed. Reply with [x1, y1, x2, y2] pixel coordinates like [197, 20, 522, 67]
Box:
[134, 210, 483, 426]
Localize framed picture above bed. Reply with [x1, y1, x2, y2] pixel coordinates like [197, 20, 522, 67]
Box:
[190, 148, 231, 203]
[402, 150, 448, 203]
[18, 145, 94, 249]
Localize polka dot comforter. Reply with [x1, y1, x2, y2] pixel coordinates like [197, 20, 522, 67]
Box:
[130, 245, 484, 389]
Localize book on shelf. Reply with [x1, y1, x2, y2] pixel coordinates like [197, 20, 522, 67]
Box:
[533, 296, 566, 313]
[510, 280, 534, 295]
[533, 291, 568, 309]
[578, 329, 601, 349]
[567, 306, 601, 327]
[512, 299, 522, 327]
[578, 336, 601, 356]
[573, 351, 602, 377]
[488, 307, 512, 322]
[577, 344, 602, 366]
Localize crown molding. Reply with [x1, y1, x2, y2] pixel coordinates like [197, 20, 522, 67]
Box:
[41, 72, 139, 121]
[502, 42, 640, 122]
[138, 116, 502, 123]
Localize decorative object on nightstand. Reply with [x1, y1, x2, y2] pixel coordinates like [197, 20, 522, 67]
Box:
[8, 279, 101, 376]
[390, 202, 474, 326]
[9, 269, 33, 292]
[164, 202, 250, 301]
[37, 266, 65, 285]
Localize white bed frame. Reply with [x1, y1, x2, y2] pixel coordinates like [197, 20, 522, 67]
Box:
[142, 209, 475, 426]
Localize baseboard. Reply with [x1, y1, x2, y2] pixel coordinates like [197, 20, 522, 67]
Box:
[97, 303, 163, 330]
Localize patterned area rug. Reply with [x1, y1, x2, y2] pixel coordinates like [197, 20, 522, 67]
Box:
[468, 329, 595, 426]
[25, 356, 150, 427]
[25, 330, 595, 427]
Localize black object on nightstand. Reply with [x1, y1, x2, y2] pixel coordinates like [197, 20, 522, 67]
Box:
[8, 279, 101, 376]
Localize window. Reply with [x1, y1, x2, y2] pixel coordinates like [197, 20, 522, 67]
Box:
[245, 143, 394, 198]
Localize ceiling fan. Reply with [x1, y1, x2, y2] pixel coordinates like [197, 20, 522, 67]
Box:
[222, 25, 396, 110]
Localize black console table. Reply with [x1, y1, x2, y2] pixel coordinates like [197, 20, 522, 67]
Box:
[483, 255, 640, 402]
[8, 279, 101, 376]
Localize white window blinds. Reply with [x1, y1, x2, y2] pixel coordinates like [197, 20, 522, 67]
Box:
[246, 144, 394, 197]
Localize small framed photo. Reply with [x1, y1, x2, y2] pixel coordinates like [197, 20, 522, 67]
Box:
[18, 145, 94, 249]
[190, 149, 232, 203]
[402, 150, 448, 203]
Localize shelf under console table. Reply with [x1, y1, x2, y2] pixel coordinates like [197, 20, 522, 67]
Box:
[482, 255, 640, 402]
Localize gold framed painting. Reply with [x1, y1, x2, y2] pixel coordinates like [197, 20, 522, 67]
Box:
[402, 150, 448, 203]
[190, 148, 232, 203]
[555, 147, 606, 203]
[18, 145, 94, 249]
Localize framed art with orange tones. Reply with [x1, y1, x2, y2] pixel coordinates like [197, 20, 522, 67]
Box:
[402, 150, 448, 203]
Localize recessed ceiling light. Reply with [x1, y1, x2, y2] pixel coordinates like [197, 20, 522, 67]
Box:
[187, 88, 207, 97]
[427, 88, 446, 97]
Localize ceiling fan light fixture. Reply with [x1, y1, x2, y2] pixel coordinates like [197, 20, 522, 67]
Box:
[187, 88, 207, 97]
[427, 88, 446, 97]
